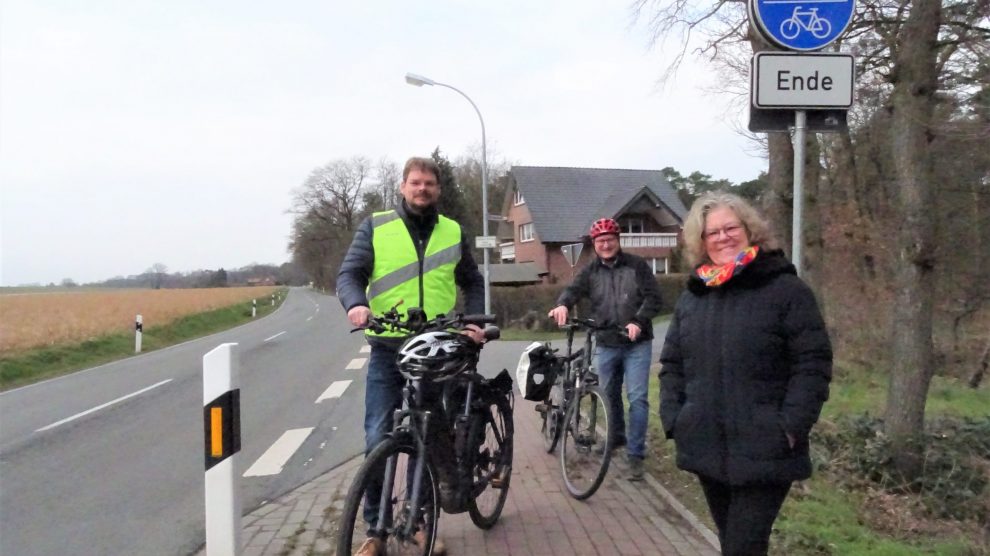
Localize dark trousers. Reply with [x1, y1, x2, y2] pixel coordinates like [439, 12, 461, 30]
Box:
[698, 477, 791, 556]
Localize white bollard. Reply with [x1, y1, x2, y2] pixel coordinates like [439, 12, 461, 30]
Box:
[252, 299, 256, 318]
[203, 343, 242, 556]
[271, 294, 275, 306]
[135, 315, 143, 353]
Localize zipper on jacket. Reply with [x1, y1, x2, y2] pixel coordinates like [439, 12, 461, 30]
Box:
[417, 237, 425, 308]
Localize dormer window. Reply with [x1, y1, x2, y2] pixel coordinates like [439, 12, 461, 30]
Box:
[513, 189, 525, 205]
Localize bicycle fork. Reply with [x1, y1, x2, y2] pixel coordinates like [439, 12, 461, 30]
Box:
[375, 410, 432, 540]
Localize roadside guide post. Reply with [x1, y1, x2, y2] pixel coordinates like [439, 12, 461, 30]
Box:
[203, 343, 242, 556]
[749, 0, 856, 275]
[135, 314, 143, 353]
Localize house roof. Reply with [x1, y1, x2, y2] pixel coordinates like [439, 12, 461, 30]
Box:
[509, 166, 687, 243]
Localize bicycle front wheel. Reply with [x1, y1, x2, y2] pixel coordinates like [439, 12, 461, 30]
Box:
[336, 436, 439, 556]
[559, 384, 613, 500]
[467, 394, 514, 529]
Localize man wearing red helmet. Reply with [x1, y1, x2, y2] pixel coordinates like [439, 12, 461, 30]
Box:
[548, 217, 662, 481]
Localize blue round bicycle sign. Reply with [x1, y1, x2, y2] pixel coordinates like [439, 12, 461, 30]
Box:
[750, 0, 855, 51]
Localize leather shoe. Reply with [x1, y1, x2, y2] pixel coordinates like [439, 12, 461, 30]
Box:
[354, 536, 384, 556]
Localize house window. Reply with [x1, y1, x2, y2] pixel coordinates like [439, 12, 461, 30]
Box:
[619, 217, 644, 234]
[519, 222, 535, 242]
[513, 189, 525, 205]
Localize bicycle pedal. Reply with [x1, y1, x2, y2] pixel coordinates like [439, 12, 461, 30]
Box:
[490, 467, 511, 489]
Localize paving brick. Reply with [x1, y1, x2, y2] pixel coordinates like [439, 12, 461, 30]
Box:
[223, 397, 718, 555]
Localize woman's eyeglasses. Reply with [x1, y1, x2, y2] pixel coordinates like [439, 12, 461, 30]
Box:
[703, 223, 744, 241]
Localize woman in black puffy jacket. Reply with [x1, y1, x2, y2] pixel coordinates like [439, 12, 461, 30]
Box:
[659, 191, 832, 556]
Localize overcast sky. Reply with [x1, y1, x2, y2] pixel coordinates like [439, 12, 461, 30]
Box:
[0, 1, 765, 286]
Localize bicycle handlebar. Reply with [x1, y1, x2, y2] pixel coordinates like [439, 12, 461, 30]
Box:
[350, 303, 498, 337]
[561, 317, 629, 333]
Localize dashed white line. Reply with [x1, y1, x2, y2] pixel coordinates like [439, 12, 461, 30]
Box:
[359, 345, 371, 354]
[243, 428, 314, 477]
[36, 379, 173, 432]
[346, 358, 367, 370]
[263, 331, 286, 342]
[306, 316, 313, 322]
[315, 380, 352, 403]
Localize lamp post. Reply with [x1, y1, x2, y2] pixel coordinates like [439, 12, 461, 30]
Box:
[405, 72, 491, 315]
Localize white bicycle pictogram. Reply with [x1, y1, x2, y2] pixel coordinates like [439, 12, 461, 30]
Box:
[779, 6, 832, 39]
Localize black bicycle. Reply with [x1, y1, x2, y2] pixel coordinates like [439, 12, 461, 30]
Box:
[336, 306, 513, 556]
[537, 317, 619, 500]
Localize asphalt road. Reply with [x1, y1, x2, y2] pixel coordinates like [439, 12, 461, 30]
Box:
[0, 288, 367, 556]
[0, 288, 670, 555]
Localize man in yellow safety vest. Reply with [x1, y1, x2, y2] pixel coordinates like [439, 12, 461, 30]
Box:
[336, 156, 484, 555]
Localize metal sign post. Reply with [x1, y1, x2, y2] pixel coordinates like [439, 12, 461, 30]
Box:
[749, 0, 855, 275]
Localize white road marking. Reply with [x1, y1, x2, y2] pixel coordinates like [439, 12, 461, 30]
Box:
[263, 331, 286, 342]
[306, 316, 313, 322]
[315, 380, 352, 403]
[243, 428, 314, 477]
[36, 379, 173, 432]
[345, 358, 367, 370]
[359, 345, 371, 353]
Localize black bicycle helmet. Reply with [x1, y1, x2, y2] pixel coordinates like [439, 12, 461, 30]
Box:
[396, 331, 477, 381]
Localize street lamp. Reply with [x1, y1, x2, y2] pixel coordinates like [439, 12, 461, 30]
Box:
[405, 72, 492, 315]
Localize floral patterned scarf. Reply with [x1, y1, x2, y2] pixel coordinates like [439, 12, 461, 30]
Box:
[696, 246, 760, 287]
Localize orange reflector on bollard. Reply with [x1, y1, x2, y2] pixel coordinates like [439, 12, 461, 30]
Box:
[204, 389, 240, 470]
[211, 407, 223, 457]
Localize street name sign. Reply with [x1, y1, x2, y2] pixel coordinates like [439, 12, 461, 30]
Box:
[750, 0, 855, 51]
[475, 236, 498, 249]
[752, 52, 854, 109]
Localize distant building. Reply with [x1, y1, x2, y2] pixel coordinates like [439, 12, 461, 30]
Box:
[246, 276, 277, 287]
[494, 166, 687, 284]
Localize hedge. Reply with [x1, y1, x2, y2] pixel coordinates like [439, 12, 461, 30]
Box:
[476, 273, 688, 331]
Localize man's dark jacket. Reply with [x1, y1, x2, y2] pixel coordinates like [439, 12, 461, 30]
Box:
[336, 200, 484, 346]
[556, 250, 662, 346]
[658, 249, 832, 485]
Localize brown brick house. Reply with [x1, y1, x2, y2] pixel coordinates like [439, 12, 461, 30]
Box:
[494, 166, 686, 284]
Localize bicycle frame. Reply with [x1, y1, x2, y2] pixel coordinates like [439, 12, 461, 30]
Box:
[373, 367, 487, 539]
[560, 320, 599, 406]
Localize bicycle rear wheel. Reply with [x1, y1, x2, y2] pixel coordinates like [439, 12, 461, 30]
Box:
[336, 436, 439, 556]
[560, 384, 613, 500]
[467, 394, 514, 529]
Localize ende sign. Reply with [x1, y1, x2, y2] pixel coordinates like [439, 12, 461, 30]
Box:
[750, 0, 855, 51]
[752, 52, 854, 109]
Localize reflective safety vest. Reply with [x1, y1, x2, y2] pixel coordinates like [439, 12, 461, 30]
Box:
[367, 210, 461, 337]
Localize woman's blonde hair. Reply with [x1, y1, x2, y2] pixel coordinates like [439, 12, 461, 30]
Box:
[681, 191, 777, 268]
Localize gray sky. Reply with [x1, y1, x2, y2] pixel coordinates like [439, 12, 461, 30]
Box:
[0, 1, 764, 286]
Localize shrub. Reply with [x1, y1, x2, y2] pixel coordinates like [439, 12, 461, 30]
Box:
[813, 414, 990, 522]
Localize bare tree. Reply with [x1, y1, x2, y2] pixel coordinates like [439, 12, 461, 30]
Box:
[288, 156, 373, 289]
[148, 263, 168, 289]
[884, 0, 943, 479]
[365, 157, 401, 213]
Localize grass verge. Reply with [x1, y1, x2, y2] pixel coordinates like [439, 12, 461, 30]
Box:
[0, 288, 287, 391]
[645, 362, 988, 555]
